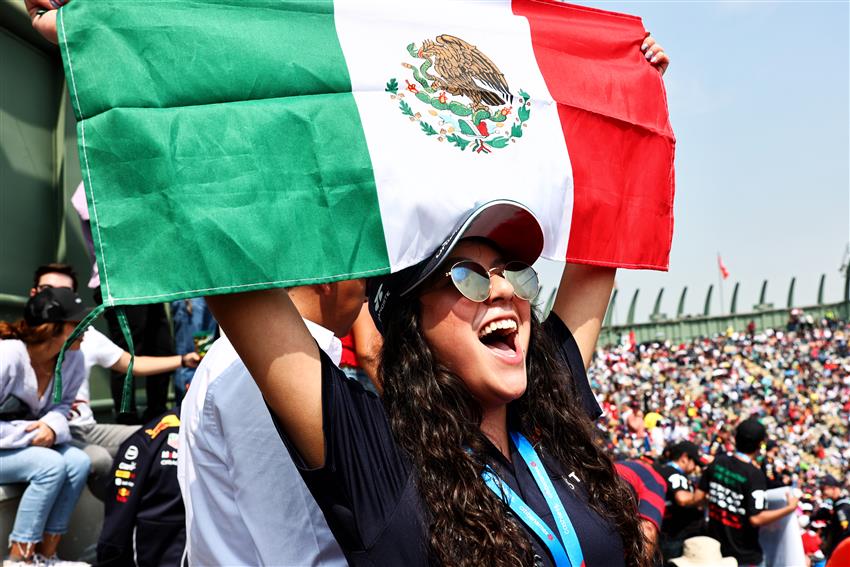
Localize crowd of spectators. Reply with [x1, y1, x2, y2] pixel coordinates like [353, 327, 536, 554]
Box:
[592, 312, 849, 490]
[591, 311, 850, 564]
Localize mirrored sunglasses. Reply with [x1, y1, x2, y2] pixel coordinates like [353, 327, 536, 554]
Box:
[445, 261, 540, 303]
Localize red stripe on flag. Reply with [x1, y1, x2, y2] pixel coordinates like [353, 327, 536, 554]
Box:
[513, 0, 676, 270]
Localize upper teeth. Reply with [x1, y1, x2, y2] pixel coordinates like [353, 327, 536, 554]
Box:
[479, 319, 518, 338]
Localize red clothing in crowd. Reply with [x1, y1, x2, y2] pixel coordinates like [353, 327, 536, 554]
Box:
[802, 529, 822, 555]
[340, 333, 358, 368]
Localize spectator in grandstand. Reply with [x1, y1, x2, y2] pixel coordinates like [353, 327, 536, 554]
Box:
[696, 418, 798, 566]
[0, 289, 90, 566]
[800, 515, 826, 567]
[178, 281, 363, 566]
[97, 411, 185, 567]
[169, 297, 216, 406]
[30, 263, 200, 500]
[760, 439, 787, 489]
[656, 441, 706, 563]
[206, 200, 667, 566]
[820, 474, 850, 559]
[339, 303, 382, 394]
[615, 455, 667, 564]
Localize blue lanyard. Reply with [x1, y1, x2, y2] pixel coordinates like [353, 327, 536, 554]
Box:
[734, 451, 752, 464]
[480, 432, 585, 567]
[667, 461, 684, 474]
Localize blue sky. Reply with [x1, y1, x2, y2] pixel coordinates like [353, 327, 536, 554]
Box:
[542, 0, 850, 323]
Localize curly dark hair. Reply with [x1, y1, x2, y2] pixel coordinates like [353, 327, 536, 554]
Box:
[379, 299, 646, 566]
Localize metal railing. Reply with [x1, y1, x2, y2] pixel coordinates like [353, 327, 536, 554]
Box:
[598, 265, 850, 346]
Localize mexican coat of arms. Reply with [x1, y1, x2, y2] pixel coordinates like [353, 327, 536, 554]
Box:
[386, 34, 532, 154]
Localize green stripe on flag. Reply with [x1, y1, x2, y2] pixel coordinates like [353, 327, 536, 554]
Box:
[59, 0, 389, 304]
[60, 1, 351, 118]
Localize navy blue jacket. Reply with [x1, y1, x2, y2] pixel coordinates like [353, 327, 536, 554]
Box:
[97, 411, 186, 567]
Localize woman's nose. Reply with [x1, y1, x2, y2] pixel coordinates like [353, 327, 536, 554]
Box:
[486, 270, 515, 303]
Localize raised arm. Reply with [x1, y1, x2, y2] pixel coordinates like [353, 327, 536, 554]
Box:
[205, 289, 325, 467]
[551, 264, 616, 369]
[676, 488, 706, 507]
[550, 36, 668, 369]
[749, 493, 798, 528]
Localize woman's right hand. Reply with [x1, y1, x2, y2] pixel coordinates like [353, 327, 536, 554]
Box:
[25, 421, 56, 447]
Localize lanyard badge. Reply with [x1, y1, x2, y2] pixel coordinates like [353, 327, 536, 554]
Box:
[481, 432, 585, 567]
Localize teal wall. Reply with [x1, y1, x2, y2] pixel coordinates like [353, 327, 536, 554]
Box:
[0, 5, 86, 316]
[0, 3, 110, 406]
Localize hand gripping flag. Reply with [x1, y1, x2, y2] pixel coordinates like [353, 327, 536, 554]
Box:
[54, 0, 675, 402]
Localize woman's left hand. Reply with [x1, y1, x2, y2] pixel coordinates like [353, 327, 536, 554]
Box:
[26, 421, 56, 447]
[24, 0, 69, 45]
[642, 34, 669, 76]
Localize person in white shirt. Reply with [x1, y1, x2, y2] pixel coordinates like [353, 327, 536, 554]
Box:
[30, 265, 200, 499]
[178, 281, 365, 566]
[0, 289, 91, 567]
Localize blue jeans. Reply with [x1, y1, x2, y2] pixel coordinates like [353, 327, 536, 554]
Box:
[171, 297, 217, 406]
[0, 444, 90, 542]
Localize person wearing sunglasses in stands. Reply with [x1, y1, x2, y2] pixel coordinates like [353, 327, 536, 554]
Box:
[208, 199, 652, 567]
[1, 289, 91, 567]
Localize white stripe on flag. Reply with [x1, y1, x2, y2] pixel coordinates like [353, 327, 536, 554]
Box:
[334, 0, 573, 272]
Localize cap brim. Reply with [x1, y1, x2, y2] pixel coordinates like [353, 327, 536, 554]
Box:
[399, 200, 544, 296]
[63, 305, 92, 323]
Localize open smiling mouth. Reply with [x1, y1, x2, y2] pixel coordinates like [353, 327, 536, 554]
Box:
[478, 319, 520, 357]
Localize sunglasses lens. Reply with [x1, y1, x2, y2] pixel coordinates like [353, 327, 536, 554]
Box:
[504, 262, 540, 301]
[450, 262, 491, 302]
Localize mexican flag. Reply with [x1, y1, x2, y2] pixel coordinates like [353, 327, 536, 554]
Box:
[58, 0, 675, 308]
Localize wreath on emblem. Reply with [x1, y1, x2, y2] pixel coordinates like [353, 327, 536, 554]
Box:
[385, 34, 531, 154]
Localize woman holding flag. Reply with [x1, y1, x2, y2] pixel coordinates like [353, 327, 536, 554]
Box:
[25, 1, 668, 564]
[209, 201, 646, 567]
[203, 35, 668, 565]
[201, 29, 673, 541]
[203, 33, 668, 567]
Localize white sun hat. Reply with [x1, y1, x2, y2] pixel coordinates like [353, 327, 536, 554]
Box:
[670, 537, 737, 567]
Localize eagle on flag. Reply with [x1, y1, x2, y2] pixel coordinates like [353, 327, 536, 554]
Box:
[417, 34, 513, 112]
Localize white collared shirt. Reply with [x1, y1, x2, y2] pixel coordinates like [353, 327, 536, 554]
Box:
[178, 321, 346, 566]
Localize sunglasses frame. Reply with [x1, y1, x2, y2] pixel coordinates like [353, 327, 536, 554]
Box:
[444, 260, 540, 303]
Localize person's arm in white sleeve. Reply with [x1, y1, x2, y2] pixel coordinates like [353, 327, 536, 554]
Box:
[83, 328, 200, 376]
